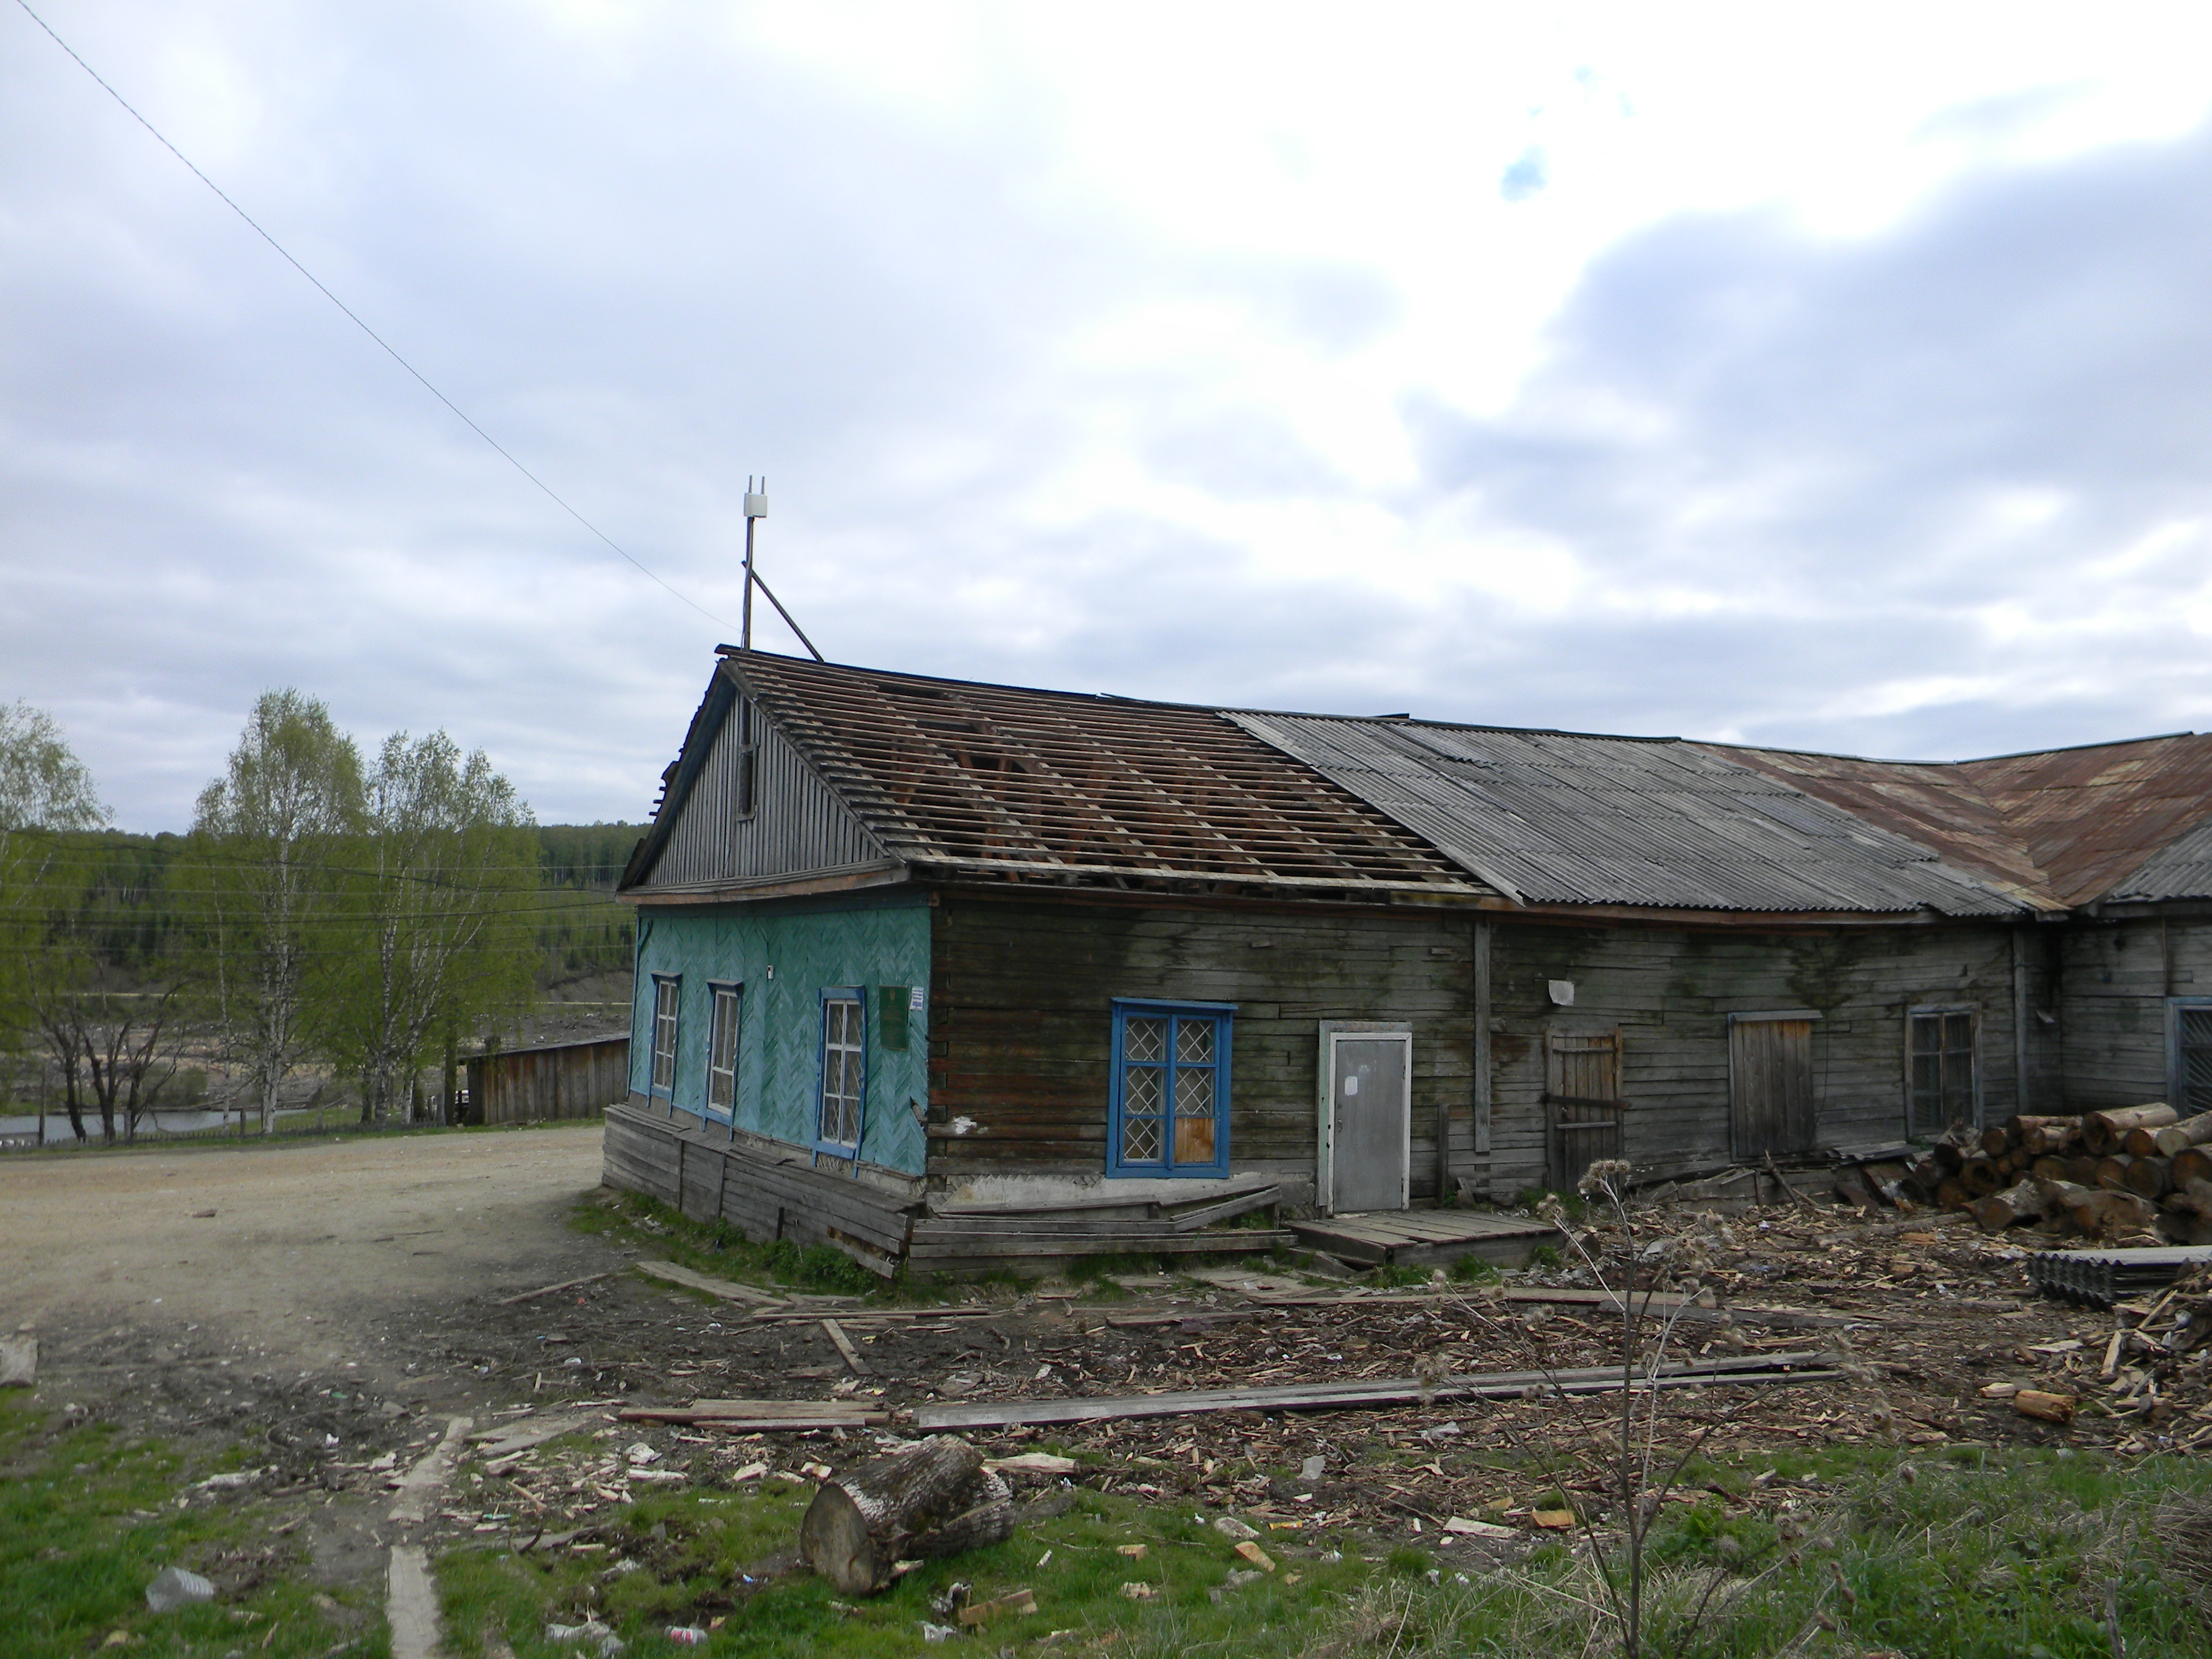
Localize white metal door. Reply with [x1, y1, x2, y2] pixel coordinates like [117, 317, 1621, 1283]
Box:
[1318, 1025, 1411, 1215]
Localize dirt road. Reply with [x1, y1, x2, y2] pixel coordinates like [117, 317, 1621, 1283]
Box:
[0, 1124, 608, 1378]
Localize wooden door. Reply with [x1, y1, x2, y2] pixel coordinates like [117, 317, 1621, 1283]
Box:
[1730, 1015, 1815, 1159]
[1546, 1031, 1624, 1191]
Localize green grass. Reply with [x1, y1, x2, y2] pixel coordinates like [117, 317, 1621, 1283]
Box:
[434, 1470, 1375, 1659]
[425, 1438, 2212, 1658]
[0, 1395, 374, 1658]
[572, 1190, 904, 1300]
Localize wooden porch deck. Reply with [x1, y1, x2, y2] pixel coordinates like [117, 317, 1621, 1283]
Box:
[1288, 1208, 1559, 1267]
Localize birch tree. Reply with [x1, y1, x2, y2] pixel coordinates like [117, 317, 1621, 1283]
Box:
[0, 701, 108, 1051]
[187, 691, 362, 1131]
[321, 731, 537, 1123]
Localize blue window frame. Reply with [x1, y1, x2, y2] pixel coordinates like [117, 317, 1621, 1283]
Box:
[705, 983, 742, 1121]
[1108, 999, 1234, 1177]
[817, 988, 865, 1155]
[649, 975, 681, 1098]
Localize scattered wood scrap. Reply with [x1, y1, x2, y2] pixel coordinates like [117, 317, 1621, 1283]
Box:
[633, 1259, 788, 1308]
[493, 1272, 614, 1307]
[821, 1319, 873, 1376]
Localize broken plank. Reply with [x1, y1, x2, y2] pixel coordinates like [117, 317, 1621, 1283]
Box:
[821, 1319, 873, 1376]
[634, 1259, 788, 1308]
[912, 1353, 1836, 1431]
[622, 1413, 888, 1432]
[1168, 1185, 1281, 1233]
[492, 1272, 614, 1307]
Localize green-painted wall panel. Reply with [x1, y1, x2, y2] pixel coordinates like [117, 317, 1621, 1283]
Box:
[628, 888, 931, 1174]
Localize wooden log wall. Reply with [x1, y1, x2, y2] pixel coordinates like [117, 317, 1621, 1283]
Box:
[927, 892, 1476, 1205]
[2058, 915, 2211, 1112]
[601, 1101, 921, 1275]
[1481, 918, 2031, 1200]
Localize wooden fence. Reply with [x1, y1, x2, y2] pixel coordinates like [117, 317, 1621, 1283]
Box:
[465, 1036, 629, 1125]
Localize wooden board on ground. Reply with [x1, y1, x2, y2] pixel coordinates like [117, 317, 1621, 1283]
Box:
[619, 1397, 885, 1430]
[911, 1351, 1836, 1431]
[1183, 1267, 1313, 1297]
[1288, 1209, 1558, 1267]
[634, 1259, 788, 1308]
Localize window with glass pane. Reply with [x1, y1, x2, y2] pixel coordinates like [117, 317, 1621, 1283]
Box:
[1110, 1000, 1232, 1176]
[1909, 1008, 1975, 1132]
[819, 994, 864, 1149]
[2178, 1003, 2212, 1114]
[706, 987, 741, 1115]
[650, 977, 680, 1094]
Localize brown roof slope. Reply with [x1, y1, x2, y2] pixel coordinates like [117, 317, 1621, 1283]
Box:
[719, 653, 1478, 896]
[1711, 733, 2212, 908]
[1959, 734, 2212, 906]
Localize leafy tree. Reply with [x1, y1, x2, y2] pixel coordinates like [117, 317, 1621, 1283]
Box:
[319, 731, 539, 1124]
[0, 702, 108, 1063]
[185, 691, 362, 1132]
[30, 969, 188, 1144]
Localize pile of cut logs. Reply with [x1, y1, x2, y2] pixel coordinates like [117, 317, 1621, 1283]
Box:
[1909, 1103, 2212, 1243]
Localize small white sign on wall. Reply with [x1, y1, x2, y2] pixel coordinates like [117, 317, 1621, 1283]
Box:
[1549, 979, 1576, 1007]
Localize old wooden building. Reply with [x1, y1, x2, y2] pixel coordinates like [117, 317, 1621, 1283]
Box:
[602, 650, 2212, 1274]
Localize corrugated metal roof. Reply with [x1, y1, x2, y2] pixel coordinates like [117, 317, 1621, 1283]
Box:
[713, 654, 1478, 896]
[2101, 808, 2212, 902]
[1230, 714, 2031, 915]
[633, 654, 2210, 914]
[1721, 733, 2212, 908]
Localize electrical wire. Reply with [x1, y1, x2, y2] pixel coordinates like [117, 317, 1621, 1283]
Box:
[13, 0, 738, 632]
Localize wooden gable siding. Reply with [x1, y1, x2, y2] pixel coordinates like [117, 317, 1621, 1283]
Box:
[639, 693, 888, 891]
[1482, 920, 2030, 1195]
[2058, 917, 2212, 1110]
[926, 893, 1474, 1201]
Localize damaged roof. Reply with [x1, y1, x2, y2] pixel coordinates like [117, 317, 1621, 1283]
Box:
[628, 652, 2212, 915]
[703, 653, 1478, 897]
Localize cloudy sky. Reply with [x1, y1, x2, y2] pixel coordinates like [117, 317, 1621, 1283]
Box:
[8, 2, 2212, 830]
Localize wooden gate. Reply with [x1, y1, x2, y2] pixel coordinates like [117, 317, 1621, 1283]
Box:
[1729, 1013, 1818, 1160]
[1546, 1031, 1624, 1192]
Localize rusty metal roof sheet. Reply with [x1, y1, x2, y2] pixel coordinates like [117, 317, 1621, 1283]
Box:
[1719, 733, 2212, 907]
[1230, 713, 2031, 915]
[710, 654, 1478, 896]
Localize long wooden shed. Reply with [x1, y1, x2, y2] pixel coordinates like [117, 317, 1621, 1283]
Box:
[600, 650, 2212, 1276]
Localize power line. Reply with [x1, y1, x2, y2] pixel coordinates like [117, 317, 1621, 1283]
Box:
[13, 0, 736, 631]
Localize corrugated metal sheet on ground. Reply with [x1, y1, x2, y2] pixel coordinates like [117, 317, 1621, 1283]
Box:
[1230, 712, 2028, 915]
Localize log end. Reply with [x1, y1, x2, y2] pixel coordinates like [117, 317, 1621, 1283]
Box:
[800, 1483, 891, 1596]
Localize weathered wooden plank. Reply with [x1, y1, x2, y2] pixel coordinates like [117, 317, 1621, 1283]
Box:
[911, 1352, 1834, 1430]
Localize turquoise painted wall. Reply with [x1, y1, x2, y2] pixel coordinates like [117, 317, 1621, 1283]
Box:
[628, 888, 932, 1175]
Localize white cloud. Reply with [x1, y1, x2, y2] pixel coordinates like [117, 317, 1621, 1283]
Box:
[6, 1, 2212, 823]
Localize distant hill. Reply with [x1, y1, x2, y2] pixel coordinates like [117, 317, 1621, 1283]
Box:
[538, 823, 644, 890]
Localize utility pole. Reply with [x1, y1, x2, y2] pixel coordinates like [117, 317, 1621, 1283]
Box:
[740, 477, 768, 651]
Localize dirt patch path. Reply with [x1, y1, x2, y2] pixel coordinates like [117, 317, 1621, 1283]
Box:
[1, 1124, 609, 1381]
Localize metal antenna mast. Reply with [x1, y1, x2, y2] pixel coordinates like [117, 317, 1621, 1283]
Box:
[737, 478, 825, 661]
[740, 477, 765, 651]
